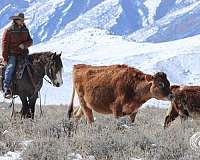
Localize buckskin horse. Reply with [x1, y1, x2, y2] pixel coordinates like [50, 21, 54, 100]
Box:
[8, 51, 63, 119]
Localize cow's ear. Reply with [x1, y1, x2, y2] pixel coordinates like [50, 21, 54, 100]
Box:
[145, 75, 154, 82]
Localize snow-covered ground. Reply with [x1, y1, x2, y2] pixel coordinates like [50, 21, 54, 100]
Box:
[0, 27, 200, 107]
[0, 131, 32, 160]
[28, 28, 200, 106]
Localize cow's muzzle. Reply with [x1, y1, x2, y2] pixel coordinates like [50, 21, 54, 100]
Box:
[167, 93, 175, 101]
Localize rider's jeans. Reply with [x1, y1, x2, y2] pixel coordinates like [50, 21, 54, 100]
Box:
[3, 55, 16, 92]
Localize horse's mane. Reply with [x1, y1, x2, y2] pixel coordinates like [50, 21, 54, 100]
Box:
[29, 51, 54, 64]
[30, 51, 53, 59]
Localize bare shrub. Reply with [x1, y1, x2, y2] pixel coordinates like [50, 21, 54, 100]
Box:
[0, 104, 199, 160]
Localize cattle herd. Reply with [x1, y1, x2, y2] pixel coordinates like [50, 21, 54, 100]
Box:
[66, 64, 200, 128]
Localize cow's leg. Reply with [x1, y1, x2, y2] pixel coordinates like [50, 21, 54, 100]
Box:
[111, 98, 123, 118]
[180, 113, 188, 128]
[129, 111, 138, 123]
[82, 106, 94, 124]
[164, 102, 179, 128]
[73, 107, 84, 121]
[73, 107, 79, 116]
[78, 96, 94, 124]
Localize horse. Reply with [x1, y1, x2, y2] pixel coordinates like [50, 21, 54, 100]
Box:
[11, 51, 63, 119]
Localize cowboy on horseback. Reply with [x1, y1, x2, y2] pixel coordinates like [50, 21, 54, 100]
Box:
[1, 13, 33, 98]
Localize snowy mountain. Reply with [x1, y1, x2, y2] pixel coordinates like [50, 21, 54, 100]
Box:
[0, 0, 200, 105]
[1, 0, 200, 43]
[0, 0, 145, 44]
[128, 0, 200, 42]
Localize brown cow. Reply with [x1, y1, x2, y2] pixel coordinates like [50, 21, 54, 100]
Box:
[68, 64, 174, 124]
[164, 85, 200, 128]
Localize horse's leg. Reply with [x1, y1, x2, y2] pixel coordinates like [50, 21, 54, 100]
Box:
[20, 96, 29, 118]
[28, 94, 37, 119]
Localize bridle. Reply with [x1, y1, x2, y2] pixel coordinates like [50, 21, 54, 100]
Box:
[45, 60, 55, 82]
[44, 57, 62, 86]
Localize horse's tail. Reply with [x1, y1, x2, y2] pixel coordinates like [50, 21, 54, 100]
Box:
[67, 85, 75, 119]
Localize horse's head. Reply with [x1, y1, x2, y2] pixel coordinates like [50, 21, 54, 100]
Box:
[45, 52, 63, 87]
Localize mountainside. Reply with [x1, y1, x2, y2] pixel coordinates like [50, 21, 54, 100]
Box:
[128, 0, 200, 42]
[0, 0, 146, 44]
[1, 0, 200, 43]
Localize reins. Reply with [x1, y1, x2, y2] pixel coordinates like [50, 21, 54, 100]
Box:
[44, 77, 52, 85]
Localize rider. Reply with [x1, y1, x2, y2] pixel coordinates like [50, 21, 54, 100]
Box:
[1, 13, 33, 98]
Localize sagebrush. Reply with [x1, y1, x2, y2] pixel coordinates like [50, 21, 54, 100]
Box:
[0, 104, 199, 160]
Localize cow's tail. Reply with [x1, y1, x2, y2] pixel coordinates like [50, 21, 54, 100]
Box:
[67, 86, 75, 119]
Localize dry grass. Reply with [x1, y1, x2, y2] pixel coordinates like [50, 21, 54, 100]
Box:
[0, 103, 199, 160]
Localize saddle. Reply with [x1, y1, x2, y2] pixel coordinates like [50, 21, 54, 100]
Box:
[16, 55, 31, 79]
[0, 55, 32, 92]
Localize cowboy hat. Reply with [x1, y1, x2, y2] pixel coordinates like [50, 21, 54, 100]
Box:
[9, 13, 28, 20]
